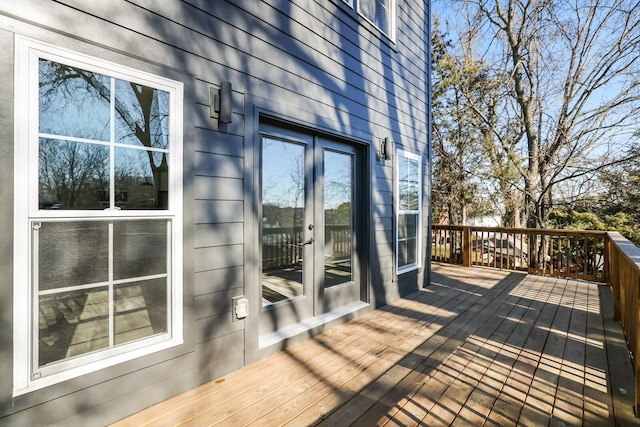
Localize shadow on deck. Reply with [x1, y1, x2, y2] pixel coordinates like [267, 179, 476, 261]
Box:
[112, 263, 639, 426]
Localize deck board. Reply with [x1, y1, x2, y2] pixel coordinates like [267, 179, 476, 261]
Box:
[111, 263, 639, 426]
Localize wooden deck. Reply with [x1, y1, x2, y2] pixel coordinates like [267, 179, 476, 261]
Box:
[112, 263, 639, 426]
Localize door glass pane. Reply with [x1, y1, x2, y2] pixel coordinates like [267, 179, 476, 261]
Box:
[324, 150, 353, 287]
[261, 138, 306, 306]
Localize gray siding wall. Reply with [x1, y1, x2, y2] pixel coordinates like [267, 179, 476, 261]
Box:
[0, 0, 430, 425]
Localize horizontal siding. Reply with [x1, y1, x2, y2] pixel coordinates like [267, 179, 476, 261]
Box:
[192, 102, 245, 136]
[195, 288, 243, 320]
[3, 350, 198, 427]
[194, 152, 243, 179]
[194, 223, 243, 248]
[375, 228, 393, 245]
[195, 313, 244, 344]
[194, 266, 244, 296]
[193, 176, 244, 200]
[194, 200, 244, 224]
[194, 244, 243, 272]
[195, 330, 245, 367]
[48, 0, 428, 143]
[375, 240, 394, 259]
[373, 189, 393, 206]
[191, 129, 244, 157]
[60, 348, 244, 426]
[0, 0, 430, 423]
[374, 214, 393, 231]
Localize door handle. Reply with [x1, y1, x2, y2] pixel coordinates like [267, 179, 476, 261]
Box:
[299, 238, 314, 246]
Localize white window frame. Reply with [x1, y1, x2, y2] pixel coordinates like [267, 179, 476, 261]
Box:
[341, 0, 396, 41]
[395, 150, 422, 274]
[13, 36, 184, 395]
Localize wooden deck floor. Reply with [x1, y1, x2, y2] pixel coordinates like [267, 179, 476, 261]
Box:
[113, 263, 639, 426]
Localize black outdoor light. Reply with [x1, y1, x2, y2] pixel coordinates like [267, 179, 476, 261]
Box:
[376, 137, 393, 163]
[383, 136, 393, 160]
[210, 81, 233, 124]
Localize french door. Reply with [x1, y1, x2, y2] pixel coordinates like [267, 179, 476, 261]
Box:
[259, 125, 362, 335]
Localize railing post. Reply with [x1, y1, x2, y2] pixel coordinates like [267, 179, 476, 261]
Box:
[463, 226, 472, 267]
[635, 268, 640, 416]
[609, 238, 622, 323]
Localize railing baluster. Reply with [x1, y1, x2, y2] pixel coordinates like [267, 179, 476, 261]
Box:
[431, 224, 607, 283]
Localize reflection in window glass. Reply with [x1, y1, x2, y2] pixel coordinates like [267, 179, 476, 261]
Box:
[261, 138, 306, 305]
[397, 152, 421, 272]
[115, 79, 170, 150]
[18, 39, 182, 387]
[39, 287, 110, 365]
[324, 150, 353, 288]
[39, 221, 109, 290]
[39, 139, 110, 210]
[115, 148, 169, 209]
[38, 59, 170, 211]
[114, 279, 167, 344]
[113, 220, 167, 280]
[262, 139, 305, 218]
[36, 219, 169, 368]
[398, 157, 419, 211]
[359, 0, 392, 35]
[39, 59, 111, 141]
[398, 214, 417, 266]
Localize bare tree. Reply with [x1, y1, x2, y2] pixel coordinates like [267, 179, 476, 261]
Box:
[444, 0, 640, 228]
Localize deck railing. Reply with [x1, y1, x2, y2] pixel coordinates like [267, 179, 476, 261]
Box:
[431, 225, 606, 282]
[432, 225, 640, 412]
[605, 232, 640, 412]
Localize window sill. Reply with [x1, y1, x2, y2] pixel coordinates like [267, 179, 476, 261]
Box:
[13, 336, 183, 397]
[397, 264, 420, 275]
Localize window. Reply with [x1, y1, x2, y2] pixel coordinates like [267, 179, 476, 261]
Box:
[342, 0, 396, 39]
[13, 37, 183, 394]
[396, 151, 422, 273]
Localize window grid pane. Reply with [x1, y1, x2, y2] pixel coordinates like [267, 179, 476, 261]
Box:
[38, 59, 170, 212]
[39, 59, 111, 141]
[397, 152, 421, 272]
[38, 221, 110, 290]
[114, 279, 167, 345]
[36, 219, 169, 368]
[39, 287, 110, 365]
[358, 0, 393, 36]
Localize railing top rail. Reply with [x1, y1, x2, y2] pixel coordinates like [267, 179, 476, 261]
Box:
[607, 231, 640, 269]
[432, 224, 608, 237]
[432, 225, 465, 230]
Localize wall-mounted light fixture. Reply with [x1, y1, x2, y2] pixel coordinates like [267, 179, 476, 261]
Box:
[383, 136, 393, 160]
[376, 137, 393, 163]
[210, 81, 233, 124]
